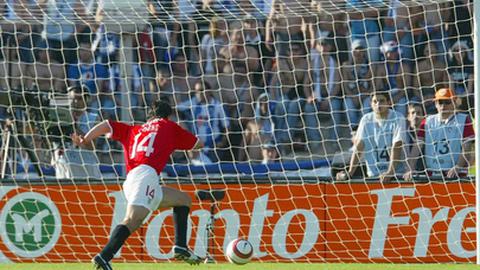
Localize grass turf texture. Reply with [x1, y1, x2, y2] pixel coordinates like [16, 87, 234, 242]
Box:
[0, 264, 478, 270]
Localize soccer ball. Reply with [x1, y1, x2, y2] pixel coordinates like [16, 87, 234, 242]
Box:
[225, 238, 253, 265]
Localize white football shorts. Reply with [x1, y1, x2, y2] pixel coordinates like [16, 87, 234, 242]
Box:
[123, 165, 163, 212]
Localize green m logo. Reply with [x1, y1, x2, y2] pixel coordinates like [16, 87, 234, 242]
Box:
[0, 192, 61, 258]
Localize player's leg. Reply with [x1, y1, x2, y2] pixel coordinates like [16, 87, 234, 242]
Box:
[93, 165, 159, 269]
[157, 186, 201, 265]
[93, 205, 150, 270]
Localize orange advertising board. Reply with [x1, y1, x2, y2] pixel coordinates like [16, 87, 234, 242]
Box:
[0, 182, 475, 263]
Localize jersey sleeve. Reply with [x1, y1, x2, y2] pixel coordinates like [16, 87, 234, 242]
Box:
[417, 119, 427, 140]
[392, 116, 407, 144]
[463, 116, 475, 140]
[107, 120, 132, 144]
[175, 123, 199, 150]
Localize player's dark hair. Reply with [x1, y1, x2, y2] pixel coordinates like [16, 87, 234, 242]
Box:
[149, 98, 172, 119]
[371, 90, 392, 103]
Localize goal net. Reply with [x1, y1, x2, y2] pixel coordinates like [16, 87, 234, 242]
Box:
[0, 0, 476, 264]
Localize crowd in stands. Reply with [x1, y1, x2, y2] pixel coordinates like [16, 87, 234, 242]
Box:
[0, 0, 475, 178]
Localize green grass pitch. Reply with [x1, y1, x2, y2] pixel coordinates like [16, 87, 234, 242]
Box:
[0, 264, 479, 270]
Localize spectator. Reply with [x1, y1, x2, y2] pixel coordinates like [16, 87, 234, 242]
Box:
[404, 101, 425, 173]
[447, 40, 473, 114]
[239, 93, 276, 162]
[261, 143, 280, 164]
[412, 42, 449, 114]
[446, 0, 473, 48]
[336, 91, 407, 182]
[403, 88, 474, 180]
[51, 85, 101, 179]
[345, 0, 383, 62]
[310, 37, 342, 151]
[270, 41, 314, 153]
[147, 0, 180, 69]
[43, 0, 92, 64]
[27, 44, 66, 92]
[177, 80, 229, 162]
[199, 17, 229, 75]
[411, 2, 450, 55]
[374, 41, 412, 116]
[67, 40, 113, 117]
[341, 39, 374, 131]
[310, 1, 349, 64]
[265, 0, 312, 59]
[218, 27, 260, 123]
[169, 53, 196, 105]
[382, 0, 414, 62]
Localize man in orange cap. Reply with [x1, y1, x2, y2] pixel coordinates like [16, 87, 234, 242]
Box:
[403, 88, 474, 180]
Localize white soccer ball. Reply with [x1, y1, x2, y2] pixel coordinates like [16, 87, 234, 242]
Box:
[225, 238, 253, 265]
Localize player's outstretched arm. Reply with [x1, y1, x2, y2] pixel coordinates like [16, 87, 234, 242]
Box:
[71, 120, 112, 148]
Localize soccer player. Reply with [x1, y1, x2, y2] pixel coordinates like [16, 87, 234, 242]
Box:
[403, 88, 475, 180]
[71, 99, 203, 269]
[336, 91, 407, 182]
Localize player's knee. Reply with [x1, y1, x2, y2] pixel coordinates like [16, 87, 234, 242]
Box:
[182, 193, 192, 207]
[122, 216, 144, 231]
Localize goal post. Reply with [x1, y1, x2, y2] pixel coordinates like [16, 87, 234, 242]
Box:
[474, 0, 480, 265]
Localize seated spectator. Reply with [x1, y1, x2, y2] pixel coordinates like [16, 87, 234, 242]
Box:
[51, 85, 101, 179]
[374, 41, 412, 116]
[412, 42, 449, 114]
[341, 39, 374, 131]
[177, 80, 229, 162]
[447, 40, 473, 114]
[67, 40, 113, 118]
[336, 91, 407, 182]
[262, 143, 280, 164]
[27, 44, 66, 92]
[239, 93, 276, 162]
[404, 88, 474, 180]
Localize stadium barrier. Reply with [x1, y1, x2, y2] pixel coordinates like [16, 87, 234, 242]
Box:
[0, 179, 474, 263]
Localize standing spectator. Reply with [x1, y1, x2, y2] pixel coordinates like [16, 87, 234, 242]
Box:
[310, 37, 342, 151]
[67, 40, 113, 117]
[345, 0, 383, 63]
[218, 27, 260, 123]
[447, 40, 473, 114]
[27, 44, 66, 92]
[404, 101, 425, 174]
[177, 80, 229, 162]
[412, 42, 449, 114]
[336, 91, 407, 181]
[148, 0, 180, 69]
[382, 0, 414, 62]
[169, 53, 196, 105]
[404, 88, 474, 180]
[341, 39, 374, 131]
[199, 17, 229, 75]
[239, 93, 275, 162]
[43, 0, 92, 64]
[446, 0, 473, 47]
[310, 1, 349, 64]
[374, 41, 412, 116]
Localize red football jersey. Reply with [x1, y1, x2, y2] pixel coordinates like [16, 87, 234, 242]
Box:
[108, 118, 198, 174]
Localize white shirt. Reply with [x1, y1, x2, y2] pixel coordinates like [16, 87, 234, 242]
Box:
[357, 109, 407, 177]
